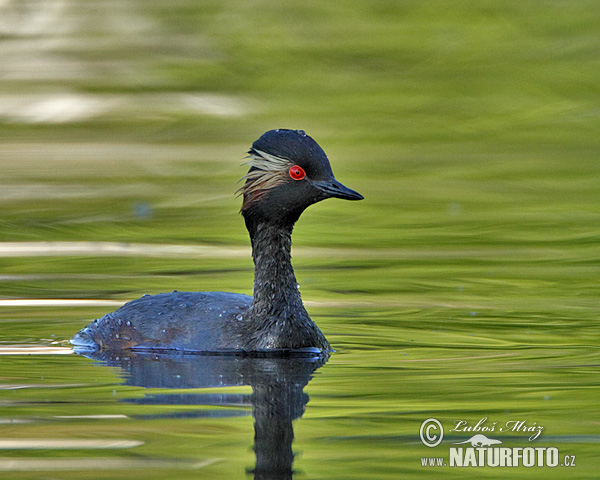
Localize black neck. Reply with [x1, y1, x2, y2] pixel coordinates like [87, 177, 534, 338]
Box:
[247, 221, 305, 318]
[240, 216, 330, 351]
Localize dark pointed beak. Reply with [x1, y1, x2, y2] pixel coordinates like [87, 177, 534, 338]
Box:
[314, 178, 364, 201]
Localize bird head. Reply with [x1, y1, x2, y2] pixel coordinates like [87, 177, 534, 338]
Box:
[239, 129, 363, 227]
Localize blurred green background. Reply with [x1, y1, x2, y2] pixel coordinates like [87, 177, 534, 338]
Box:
[0, 0, 599, 478]
[1, 0, 599, 302]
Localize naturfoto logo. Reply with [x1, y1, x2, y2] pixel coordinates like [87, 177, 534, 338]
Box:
[419, 417, 577, 469]
[453, 434, 502, 447]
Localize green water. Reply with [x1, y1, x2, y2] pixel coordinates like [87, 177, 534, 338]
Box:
[1, 0, 599, 478]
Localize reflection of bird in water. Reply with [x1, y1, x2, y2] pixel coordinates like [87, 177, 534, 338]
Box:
[71, 129, 362, 354]
[88, 350, 329, 479]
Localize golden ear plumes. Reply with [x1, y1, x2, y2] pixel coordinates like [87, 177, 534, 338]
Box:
[238, 149, 294, 211]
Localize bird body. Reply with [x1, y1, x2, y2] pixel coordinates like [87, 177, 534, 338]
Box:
[71, 129, 362, 355]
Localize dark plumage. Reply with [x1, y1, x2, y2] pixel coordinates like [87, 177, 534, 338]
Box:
[71, 129, 363, 354]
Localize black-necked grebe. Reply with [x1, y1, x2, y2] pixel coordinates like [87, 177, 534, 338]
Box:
[71, 129, 363, 354]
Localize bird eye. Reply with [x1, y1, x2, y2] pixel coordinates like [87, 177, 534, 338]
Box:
[289, 165, 306, 181]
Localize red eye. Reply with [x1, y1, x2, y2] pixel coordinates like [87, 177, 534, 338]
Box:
[289, 165, 306, 181]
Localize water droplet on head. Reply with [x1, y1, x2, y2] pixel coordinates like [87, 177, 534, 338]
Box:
[296, 129, 306, 136]
[236, 314, 243, 321]
[115, 333, 120, 339]
[126, 321, 131, 327]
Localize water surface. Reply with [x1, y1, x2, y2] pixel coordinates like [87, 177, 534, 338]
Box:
[1, 0, 599, 478]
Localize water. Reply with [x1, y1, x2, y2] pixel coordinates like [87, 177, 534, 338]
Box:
[1, 0, 600, 478]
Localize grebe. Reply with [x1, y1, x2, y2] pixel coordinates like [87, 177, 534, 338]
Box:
[71, 129, 363, 354]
